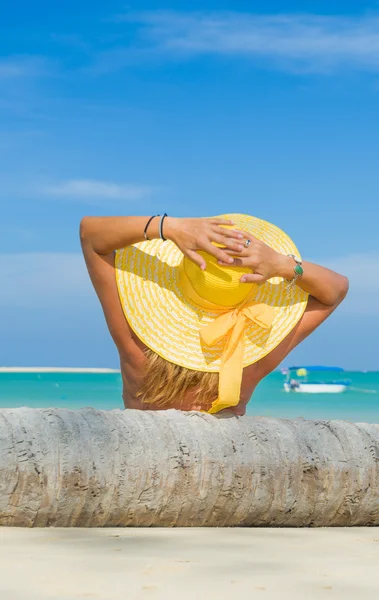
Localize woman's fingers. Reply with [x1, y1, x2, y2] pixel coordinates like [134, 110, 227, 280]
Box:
[218, 256, 247, 268]
[186, 224, 260, 270]
[217, 258, 267, 283]
[240, 273, 267, 284]
[208, 222, 259, 245]
[211, 225, 244, 240]
[186, 249, 206, 271]
[211, 233, 244, 252]
[208, 218, 235, 226]
[237, 231, 259, 244]
[221, 247, 251, 258]
[203, 241, 235, 264]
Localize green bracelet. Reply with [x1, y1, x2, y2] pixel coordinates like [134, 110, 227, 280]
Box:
[286, 254, 303, 289]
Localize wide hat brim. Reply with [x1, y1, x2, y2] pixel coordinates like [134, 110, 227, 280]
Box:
[115, 214, 308, 372]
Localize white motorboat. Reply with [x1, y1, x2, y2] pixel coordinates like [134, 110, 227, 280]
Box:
[282, 366, 351, 394]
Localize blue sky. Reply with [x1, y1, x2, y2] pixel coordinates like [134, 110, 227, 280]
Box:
[1, 1, 378, 370]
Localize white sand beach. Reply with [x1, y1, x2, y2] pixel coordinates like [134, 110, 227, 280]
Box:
[0, 527, 378, 600]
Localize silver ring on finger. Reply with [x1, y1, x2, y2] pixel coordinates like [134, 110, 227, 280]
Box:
[244, 239, 251, 248]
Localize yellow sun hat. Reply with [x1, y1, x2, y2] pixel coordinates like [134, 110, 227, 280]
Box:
[115, 214, 308, 414]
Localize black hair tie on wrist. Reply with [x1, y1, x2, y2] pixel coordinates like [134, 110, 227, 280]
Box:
[144, 214, 159, 241]
[159, 213, 168, 241]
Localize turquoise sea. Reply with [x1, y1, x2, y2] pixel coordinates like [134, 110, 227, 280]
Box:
[0, 370, 378, 424]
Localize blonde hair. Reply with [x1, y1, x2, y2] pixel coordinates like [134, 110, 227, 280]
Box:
[136, 347, 219, 409]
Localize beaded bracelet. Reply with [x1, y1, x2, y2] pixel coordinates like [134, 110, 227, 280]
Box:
[286, 254, 304, 290]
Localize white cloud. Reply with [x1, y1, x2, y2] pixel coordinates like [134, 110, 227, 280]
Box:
[110, 11, 379, 73]
[40, 179, 154, 204]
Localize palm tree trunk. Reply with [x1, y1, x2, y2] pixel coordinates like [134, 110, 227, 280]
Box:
[0, 407, 378, 527]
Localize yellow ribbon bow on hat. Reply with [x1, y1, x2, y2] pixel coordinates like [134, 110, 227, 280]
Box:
[200, 302, 274, 414]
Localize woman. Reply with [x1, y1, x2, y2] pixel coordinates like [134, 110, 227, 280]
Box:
[80, 213, 348, 416]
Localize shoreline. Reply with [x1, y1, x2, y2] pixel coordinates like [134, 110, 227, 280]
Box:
[0, 367, 121, 373]
[0, 367, 375, 374]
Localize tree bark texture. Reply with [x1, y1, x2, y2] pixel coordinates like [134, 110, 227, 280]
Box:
[0, 407, 378, 527]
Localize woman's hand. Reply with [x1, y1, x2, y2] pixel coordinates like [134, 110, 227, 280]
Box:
[165, 217, 245, 270]
[218, 231, 285, 283]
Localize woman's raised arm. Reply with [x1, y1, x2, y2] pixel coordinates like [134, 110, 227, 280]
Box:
[79, 215, 245, 270]
[274, 256, 349, 307]
[218, 231, 349, 307]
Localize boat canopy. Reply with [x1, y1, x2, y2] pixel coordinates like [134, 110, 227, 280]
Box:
[287, 366, 344, 372]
